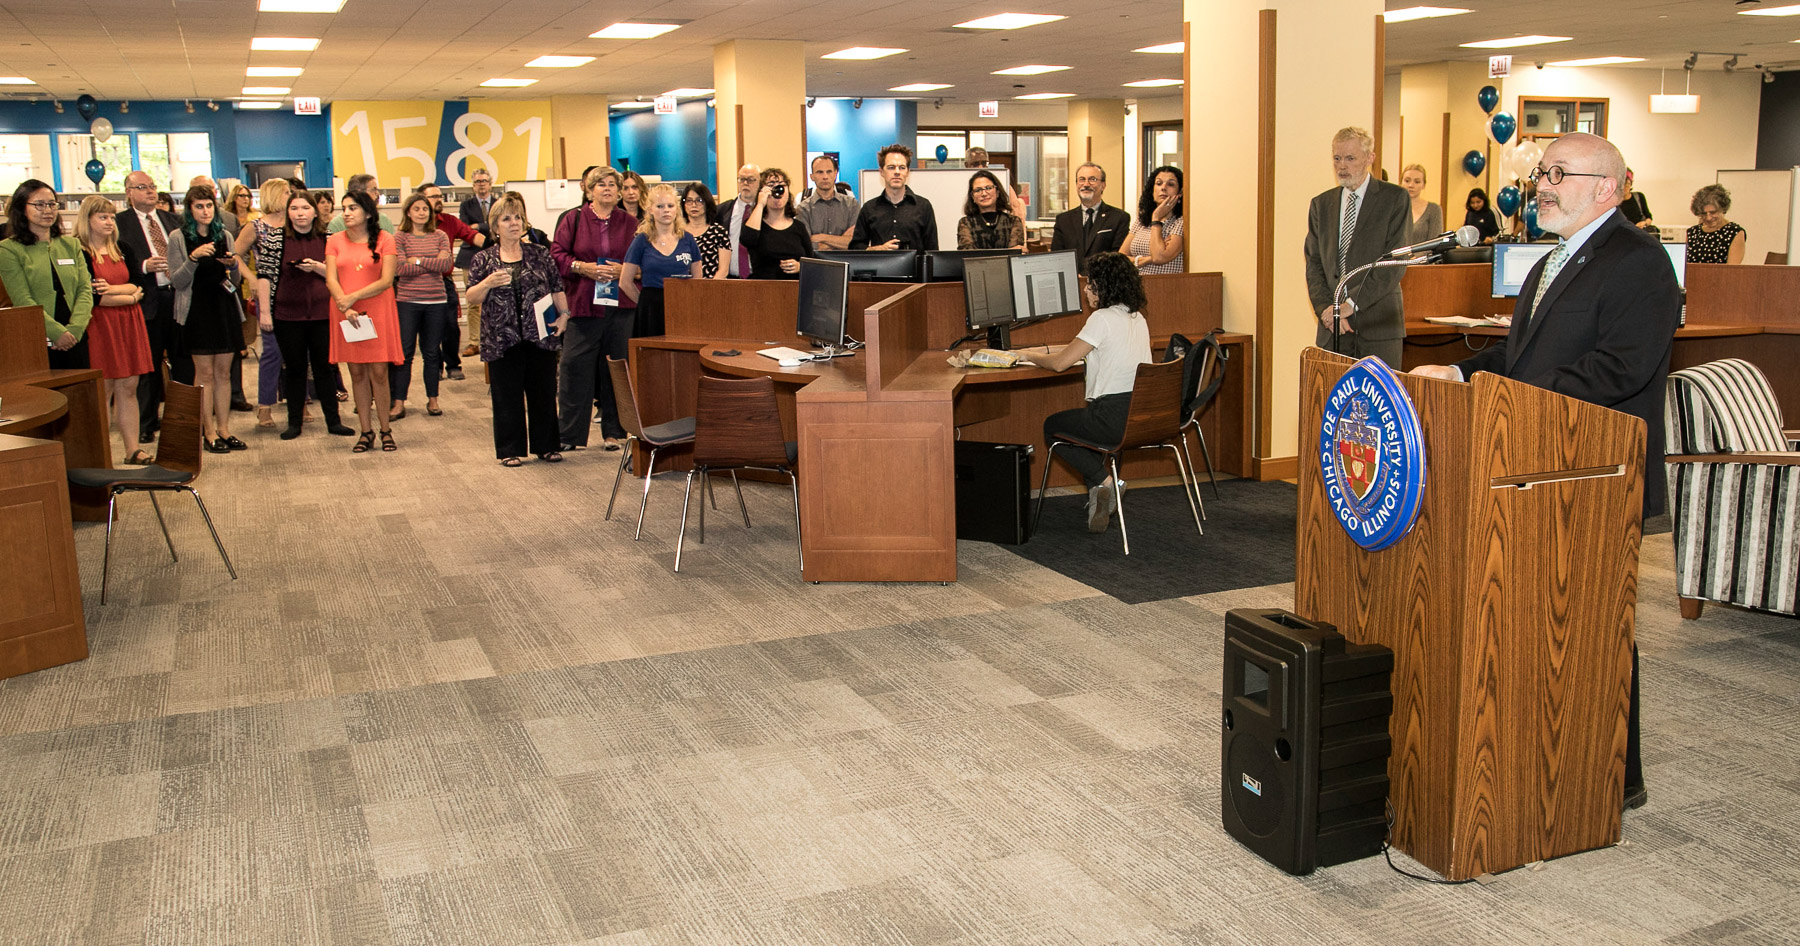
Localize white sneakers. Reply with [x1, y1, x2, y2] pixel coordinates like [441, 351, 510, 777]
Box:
[1086, 479, 1123, 532]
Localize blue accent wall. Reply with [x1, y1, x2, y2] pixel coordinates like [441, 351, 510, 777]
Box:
[805, 99, 916, 198]
[608, 101, 714, 182]
[0, 100, 242, 190]
[233, 109, 332, 185]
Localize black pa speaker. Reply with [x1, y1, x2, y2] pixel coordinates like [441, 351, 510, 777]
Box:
[1221, 608, 1394, 875]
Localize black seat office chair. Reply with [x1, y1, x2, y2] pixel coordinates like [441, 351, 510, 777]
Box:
[604, 356, 699, 540]
[675, 375, 801, 573]
[65, 382, 237, 603]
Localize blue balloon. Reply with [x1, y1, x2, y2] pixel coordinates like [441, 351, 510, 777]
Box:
[84, 158, 105, 186]
[1495, 185, 1522, 218]
[935, 144, 949, 164]
[1523, 197, 1542, 238]
[76, 94, 98, 121]
[1477, 85, 1499, 115]
[1462, 150, 1486, 177]
[1489, 111, 1516, 147]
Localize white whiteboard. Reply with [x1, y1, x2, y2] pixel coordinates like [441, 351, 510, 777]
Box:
[856, 167, 1013, 251]
[1715, 168, 1794, 264]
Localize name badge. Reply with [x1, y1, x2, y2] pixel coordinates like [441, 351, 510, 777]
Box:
[56, 258, 76, 265]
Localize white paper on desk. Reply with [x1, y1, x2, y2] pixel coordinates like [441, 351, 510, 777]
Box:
[338, 314, 377, 343]
[532, 294, 555, 339]
[543, 180, 579, 210]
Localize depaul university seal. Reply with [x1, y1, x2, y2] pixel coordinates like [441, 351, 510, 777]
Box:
[1318, 357, 1426, 551]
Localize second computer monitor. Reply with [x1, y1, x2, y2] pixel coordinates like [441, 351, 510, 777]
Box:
[925, 248, 1023, 283]
[1491, 242, 1558, 298]
[816, 249, 920, 283]
[1010, 250, 1084, 320]
[796, 258, 850, 350]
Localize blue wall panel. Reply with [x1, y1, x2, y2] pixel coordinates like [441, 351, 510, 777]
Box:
[608, 101, 712, 183]
[233, 109, 333, 185]
[804, 99, 915, 199]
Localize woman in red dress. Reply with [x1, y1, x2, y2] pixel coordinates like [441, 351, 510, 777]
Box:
[325, 190, 403, 452]
[75, 196, 154, 464]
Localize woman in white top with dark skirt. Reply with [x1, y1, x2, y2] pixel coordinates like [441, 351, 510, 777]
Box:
[1018, 251, 1153, 532]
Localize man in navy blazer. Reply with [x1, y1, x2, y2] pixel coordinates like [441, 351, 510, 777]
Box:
[116, 171, 192, 441]
[1414, 132, 1680, 814]
[1050, 163, 1130, 275]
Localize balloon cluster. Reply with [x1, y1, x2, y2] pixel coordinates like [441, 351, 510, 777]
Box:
[1468, 84, 1541, 228]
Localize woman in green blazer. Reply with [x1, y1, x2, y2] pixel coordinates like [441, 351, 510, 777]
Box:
[0, 179, 94, 369]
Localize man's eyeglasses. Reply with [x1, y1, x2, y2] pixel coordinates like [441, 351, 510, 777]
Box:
[126, 183, 155, 192]
[1527, 166, 1606, 186]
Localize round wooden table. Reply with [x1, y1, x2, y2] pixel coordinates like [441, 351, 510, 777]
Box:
[0, 383, 69, 435]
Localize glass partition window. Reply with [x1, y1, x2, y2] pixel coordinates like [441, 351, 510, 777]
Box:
[1518, 98, 1607, 139]
[57, 134, 134, 194]
[0, 134, 53, 198]
[1144, 123, 1182, 177]
[917, 134, 966, 167]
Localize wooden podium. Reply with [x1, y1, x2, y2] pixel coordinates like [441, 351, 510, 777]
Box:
[1295, 348, 1642, 880]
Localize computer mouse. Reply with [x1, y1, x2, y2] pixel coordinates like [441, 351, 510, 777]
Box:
[778, 358, 804, 368]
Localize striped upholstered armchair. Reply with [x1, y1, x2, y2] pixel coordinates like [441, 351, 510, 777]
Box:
[1664, 359, 1800, 619]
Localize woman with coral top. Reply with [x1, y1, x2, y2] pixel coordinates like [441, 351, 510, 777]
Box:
[325, 190, 403, 453]
[75, 196, 154, 464]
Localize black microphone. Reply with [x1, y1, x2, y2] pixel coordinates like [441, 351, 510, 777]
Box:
[1383, 225, 1480, 259]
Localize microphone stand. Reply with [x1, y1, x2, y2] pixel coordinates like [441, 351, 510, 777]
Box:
[1331, 255, 1439, 356]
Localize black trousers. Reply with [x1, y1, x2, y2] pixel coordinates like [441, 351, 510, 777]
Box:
[138, 287, 193, 435]
[632, 287, 666, 338]
[273, 319, 342, 428]
[1043, 392, 1131, 489]
[490, 342, 560, 459]
[558, 313, 633, 446]
[1626, 644, 1642, 790]
[439, 274, 462, 372]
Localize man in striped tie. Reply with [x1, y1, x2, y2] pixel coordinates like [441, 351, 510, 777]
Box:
[1304, 126, 1411, 365]
[1412, 132, 1681, 816]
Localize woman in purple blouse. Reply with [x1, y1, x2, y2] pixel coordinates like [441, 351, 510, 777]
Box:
[551, 166, 637, 452]
[468, 194, 569, 467]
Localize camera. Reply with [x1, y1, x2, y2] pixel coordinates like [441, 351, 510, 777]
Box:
[771, 183, 786, 201]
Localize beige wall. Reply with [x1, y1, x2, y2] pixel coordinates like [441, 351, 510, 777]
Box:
[550, 95, 610, 179]
[1068, 99, 1126, 186]
[923, 103, 1069, 127]
[1397, 62, 1492, 208]
[713, 40, 807, 198]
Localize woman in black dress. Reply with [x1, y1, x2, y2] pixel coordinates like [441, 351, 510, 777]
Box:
[168, 184, 248, 453]
[1685, 184, 1746, 265]
[739, 168, 813, 280]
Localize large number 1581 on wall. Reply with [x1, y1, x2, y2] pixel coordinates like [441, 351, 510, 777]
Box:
[330, 100, 554, 188]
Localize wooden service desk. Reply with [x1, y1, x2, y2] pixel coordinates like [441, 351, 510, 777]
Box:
[0, 432, 89, 679]
[1400, 263, 1800, 421]
[635, 272, 1245, 582]
[0, 305, 114, 521]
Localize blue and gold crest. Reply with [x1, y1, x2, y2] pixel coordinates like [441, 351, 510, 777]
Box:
[1318, 358, 1426, 551]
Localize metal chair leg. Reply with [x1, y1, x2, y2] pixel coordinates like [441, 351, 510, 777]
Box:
[148, 491, 177, 561]
[186, 487, 237, 580]
[605, 439, 633, 520]
[1031, 441, 1063, 535]
[1110, 456, 1129, 555]
[1194, 426, 1221, 498]
[633, 447, 660, 541]
[789, 471, 804, 572]
[1166, 444, 1205, 536]
[1178, 434, 1207, 520]
[675, 469, 697, 572]
[697, 467, 707, 544]
[100, 490, 119, 605]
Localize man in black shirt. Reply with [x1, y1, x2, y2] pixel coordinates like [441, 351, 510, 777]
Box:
[850, 144, 938, 251]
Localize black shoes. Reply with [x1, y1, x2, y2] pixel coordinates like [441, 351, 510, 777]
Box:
[447, 369, 465, 381]
[1623, 784, 1648, 812]
[230, 398, 255, 413]
[205, 437, 231, 454]
[280, 425, 302, 440]
[326, 422, 356, 436]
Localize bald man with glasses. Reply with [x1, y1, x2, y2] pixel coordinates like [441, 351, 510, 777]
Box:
[718, 164, 762, 277]
[1050, 163, 1129, 275]
[117, 171, 192, 442]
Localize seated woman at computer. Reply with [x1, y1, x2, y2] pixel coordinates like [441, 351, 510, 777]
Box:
[740, 168, 814, 280]
[1016, 252, 1152, 532]
[956, 170, 1026, 252]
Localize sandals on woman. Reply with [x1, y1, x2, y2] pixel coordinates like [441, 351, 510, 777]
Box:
[123, 449, 154, 465]
[500, 456, 524, 467]
[352, 431, 375, 453]
[540, 451, 563, 463]
[380, 430, 397, 452]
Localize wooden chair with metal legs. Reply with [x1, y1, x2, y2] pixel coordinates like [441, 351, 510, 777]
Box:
[675, 375, 801, 573]
[1177, 328, 1229, 505]
[1031, 357, 1204, 555]
[603, 356, 698, 540]
[65, 381, 237, 603]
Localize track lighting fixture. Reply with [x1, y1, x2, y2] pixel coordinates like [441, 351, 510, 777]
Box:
[207, 100, 219, 111]
[806, 96, 816, 107]
[1723, 55, 1739, 73]
[1683, 52, 1698, 70]
[852, 97, 863, 109]
[185, 100, 194, 113]
[119, 101, 129, 113]
[51, 99, 63, 113]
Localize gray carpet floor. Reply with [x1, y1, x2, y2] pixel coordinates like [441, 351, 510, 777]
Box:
[1, 368, 1797, 946]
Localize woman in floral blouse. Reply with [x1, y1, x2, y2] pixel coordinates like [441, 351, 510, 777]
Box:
[467, 194, 570, 467]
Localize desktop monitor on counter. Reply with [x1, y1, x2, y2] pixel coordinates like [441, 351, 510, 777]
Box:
[1491, 242, 1559, 298]
[815, 249, 920, 283]
[1010, 250, 1084, 320]
[796, 258, 850, 352]
[925, 248, 1023, 283]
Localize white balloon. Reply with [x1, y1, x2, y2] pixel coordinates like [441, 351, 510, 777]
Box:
[1511, 140, 1543, 182]
[90, 117, 113, 143]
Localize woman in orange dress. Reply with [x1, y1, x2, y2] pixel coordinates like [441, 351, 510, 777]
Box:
[74, 196, 154, 464]
[325, 190, 402, 452]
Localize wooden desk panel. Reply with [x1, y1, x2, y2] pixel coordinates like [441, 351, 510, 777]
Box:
[1686, 264, 1800, 327]
[0, 434, 88, 679]
[1, 308, 113, 521]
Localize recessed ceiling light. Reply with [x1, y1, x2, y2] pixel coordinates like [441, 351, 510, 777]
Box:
[480, 78, 537, 88]
[1382, 6, 1473, 23]
[890, 83, 953, 92]
[242, 86, 291, 95]
[611, 102, 655, 110]
[246, 67, 304, 77]
[663, 87, 713, 97]
[1459, 35, 1573, 49]
[1015, 92, 1074, 100]
[0, 76, 35, 85]
[250, 37, 320, 51]
[822, 47, 908, 60]
[590, 23, 681, 39]
[256, 0, 345, 12]
[1544, 56, 1645, 67]
[525, 55, 595, 68]
[1124, 79, 1182, 88]
[236, 101, 283, 110]
[952, 13, 1066, 30]
[1740, 3, 1800, 14]
[1133, 42, 1184, 54]
[992, 64, 1070, 76]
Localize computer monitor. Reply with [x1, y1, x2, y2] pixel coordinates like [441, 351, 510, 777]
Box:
[1010, 250, 1084, 320]
[1664, 242, 1687, 289]
[962, 255, 1017, 348]
[925, 248, 1024, 282]
[1491, 242, 1558, 297]
[815, 249, 920, 283]
[796, 258, 850, 352]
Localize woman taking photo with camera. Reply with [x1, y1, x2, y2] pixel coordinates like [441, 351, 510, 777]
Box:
[739, 168, 812, 280]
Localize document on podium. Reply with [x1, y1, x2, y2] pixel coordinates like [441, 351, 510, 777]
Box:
[339, 313, 377, 343]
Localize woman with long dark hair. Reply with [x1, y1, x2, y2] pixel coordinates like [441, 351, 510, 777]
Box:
[1018, 252, 1152, 531]
[740, 167, 812, 280]
[168, 183, 247, 452]
[680, 182, 730, 279]
[1118, 165, 1184, 274]
[619, 171, 647, 220]
[1463, 188, 1500, 242]
[257, 190, 354, 440]
[0, 179, 93, 370]
[391, 192, 453, 419]
[325, 190, 403, 453]
[956, 170, 1026, 251]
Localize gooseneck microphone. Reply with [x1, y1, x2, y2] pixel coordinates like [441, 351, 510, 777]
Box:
[1382, 225, 1481, 259]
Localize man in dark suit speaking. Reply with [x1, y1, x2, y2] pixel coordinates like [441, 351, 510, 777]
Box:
[1413, 132, 1681, 814]
[1303, 126, 1410, 365]
[1050, 163, 1129, 275]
